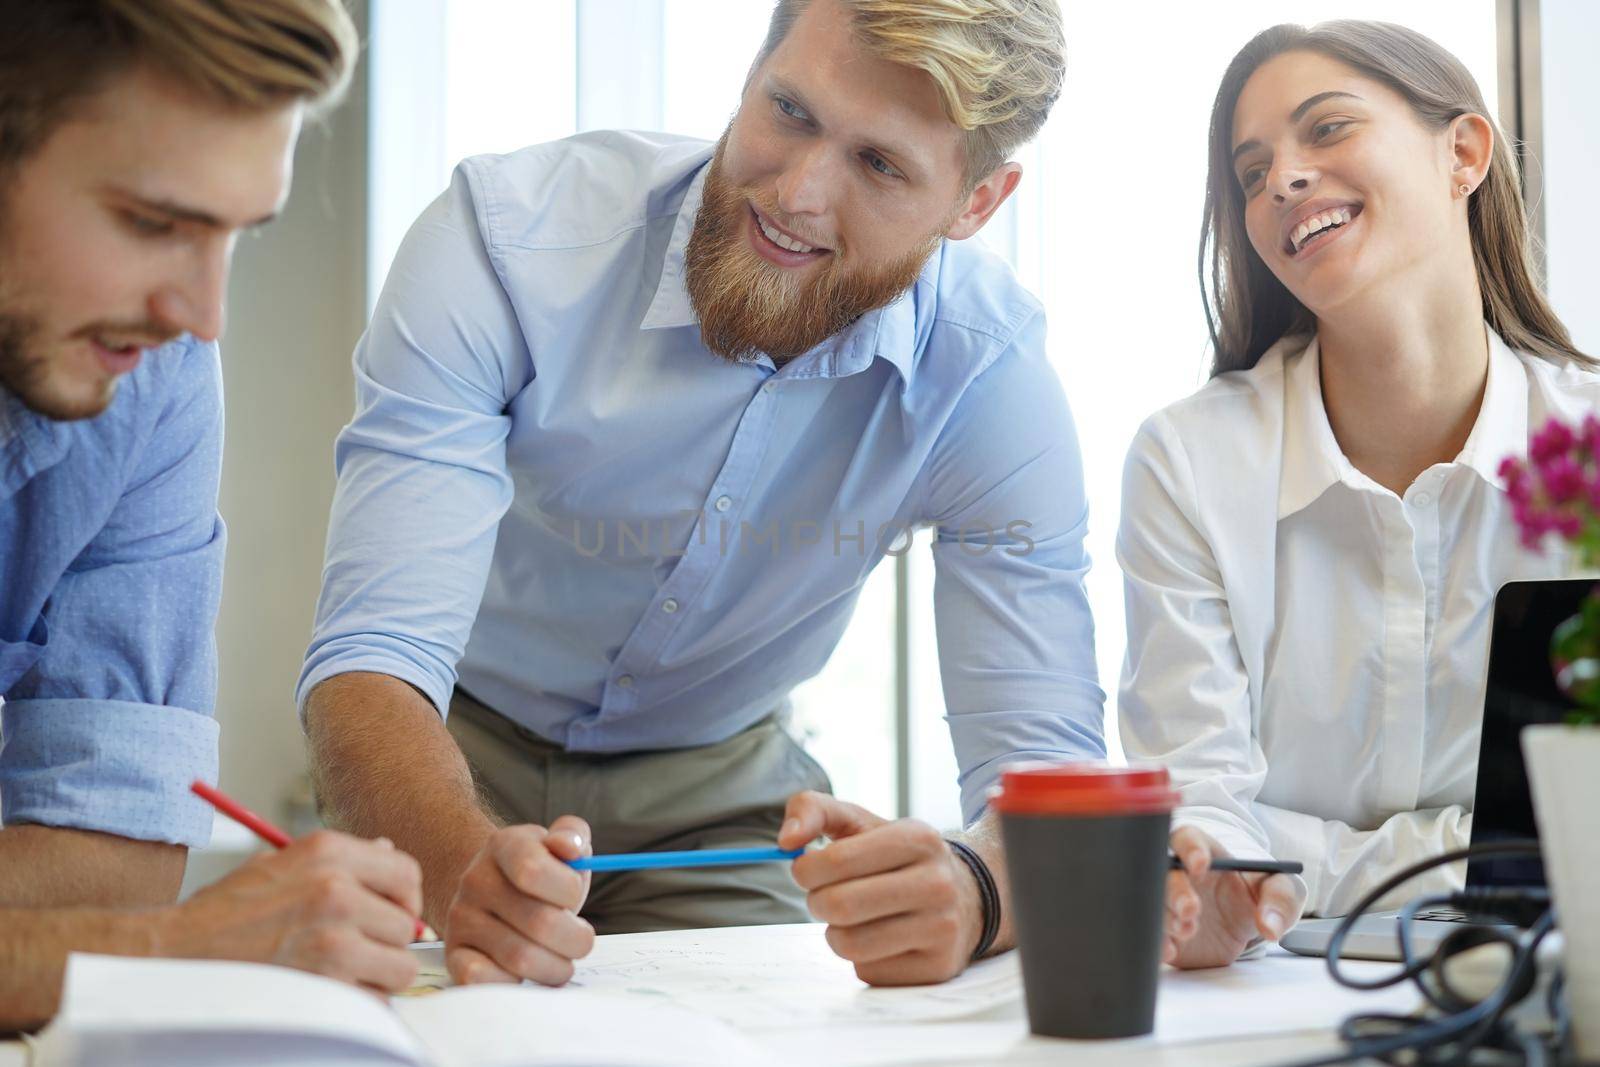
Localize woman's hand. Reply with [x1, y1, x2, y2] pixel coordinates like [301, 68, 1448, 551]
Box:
[1163, 825, 1304, 969]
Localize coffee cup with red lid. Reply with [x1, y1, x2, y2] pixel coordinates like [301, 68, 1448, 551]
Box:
[991, 761, 1178, 1039]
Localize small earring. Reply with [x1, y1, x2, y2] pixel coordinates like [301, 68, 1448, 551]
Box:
[1458, 183, 1472, 197]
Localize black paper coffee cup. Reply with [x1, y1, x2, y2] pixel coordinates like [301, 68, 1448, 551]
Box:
[993, 762, 1177, 1039]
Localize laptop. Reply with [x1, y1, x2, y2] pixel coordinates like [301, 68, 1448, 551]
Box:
[1279, 578, 1583, 961]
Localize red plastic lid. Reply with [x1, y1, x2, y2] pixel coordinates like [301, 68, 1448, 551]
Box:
[989, 761, 1179, 816]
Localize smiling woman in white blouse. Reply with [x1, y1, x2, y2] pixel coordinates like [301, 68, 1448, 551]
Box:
[1117, 20, 1599, 969]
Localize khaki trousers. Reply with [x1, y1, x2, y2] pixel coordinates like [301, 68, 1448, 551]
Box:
[447, 688, 832, 934]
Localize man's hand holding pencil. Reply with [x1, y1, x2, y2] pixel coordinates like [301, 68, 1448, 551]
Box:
[178, 781, 425, 992]
[442, 818, 598, 987]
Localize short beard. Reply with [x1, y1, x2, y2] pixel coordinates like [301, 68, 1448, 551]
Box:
[0, 308, 120, 421]
[0, 194, 157, 421]
[684, 139, 943, 364]
[0, 188, 69, 419]
[0, 309, 51, 407]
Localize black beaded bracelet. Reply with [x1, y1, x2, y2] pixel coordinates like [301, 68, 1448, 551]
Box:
[946, 838, 1000, 961]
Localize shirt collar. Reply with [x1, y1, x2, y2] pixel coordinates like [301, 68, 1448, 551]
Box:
[640, 157, 923, 386]
[1277, 322, 1529, 520]
[1277, 333, 1345, 520]
[639, 160, 708, 333]
[0, 386, 73, 498]
[1456, 326, 1529, 485]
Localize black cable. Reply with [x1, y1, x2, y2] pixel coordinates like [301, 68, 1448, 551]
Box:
[1515, 1024, 1551, 1067]
[1546, 969, 1568, 1053]
[1324, 841, 1543, 991]
[1265, 840, 1560, 1067]
[1397, 892, 1465, 1012]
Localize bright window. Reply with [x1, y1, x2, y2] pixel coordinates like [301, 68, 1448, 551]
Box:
[370, 0, 1501, 828]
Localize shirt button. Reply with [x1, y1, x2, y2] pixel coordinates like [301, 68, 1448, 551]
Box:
[714, 495, 732, 512]
[1414, 491, 1433, 507]
[762, 381, 776, 394]
[662, 598, 679, 614]
[616, 674, 634, 689]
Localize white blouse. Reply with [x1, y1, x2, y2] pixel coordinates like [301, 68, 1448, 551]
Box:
[1117, 326, 1599, 917]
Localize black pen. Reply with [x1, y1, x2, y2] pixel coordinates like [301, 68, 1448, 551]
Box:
[1168, 854, 1303, 876]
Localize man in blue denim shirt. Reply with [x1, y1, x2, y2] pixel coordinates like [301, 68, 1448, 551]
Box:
[0, 0, 423, 1029]
[304, 0, 1103, 991]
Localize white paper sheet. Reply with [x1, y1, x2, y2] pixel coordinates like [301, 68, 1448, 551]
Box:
[34, 954, 426, 1067]
[410, 925, 1419, 1053]
[393, 984, 787, 1067]
[566, 924, 1021, 1027]
[33, 930, 1423, 1067]
[762, 949, 1423, 1066]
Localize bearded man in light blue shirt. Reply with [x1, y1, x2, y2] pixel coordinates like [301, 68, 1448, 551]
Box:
[302, 0, 1103, 988]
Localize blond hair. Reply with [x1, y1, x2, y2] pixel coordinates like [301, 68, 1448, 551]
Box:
[1, 0, 357, 169]
[756, 0, 1065, 186]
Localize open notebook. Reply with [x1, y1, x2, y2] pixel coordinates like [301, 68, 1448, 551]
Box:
[32, 954, 785, 1067]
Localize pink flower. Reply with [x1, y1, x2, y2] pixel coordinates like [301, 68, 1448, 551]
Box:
[1541, 455, 1586, 503]
[1511, 497, 1555, 552]
[1501, 457, 1535, 506]
[1531, 419, 1575, 464]
[1500, 416, 1600, 558]
[1583, 414, 1600, 456]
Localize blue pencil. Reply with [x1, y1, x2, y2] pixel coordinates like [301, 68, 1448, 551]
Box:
[568, 845, 804, 872]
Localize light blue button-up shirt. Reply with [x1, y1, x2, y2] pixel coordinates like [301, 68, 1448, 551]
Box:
[0, 338, 224, 846]
[299, 131, 1104, 823]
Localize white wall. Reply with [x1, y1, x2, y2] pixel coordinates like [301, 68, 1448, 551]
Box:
[212, 3, 369, 827]
[1541, 0, 1600, 354]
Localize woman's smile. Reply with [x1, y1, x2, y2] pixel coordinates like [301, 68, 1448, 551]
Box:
[1280, 200, 1363, 259]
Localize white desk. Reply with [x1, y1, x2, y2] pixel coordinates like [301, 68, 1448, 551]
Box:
[3, 924, 1413, 1065]
[0, 1033, 1354, 1067]
[418, 923, 1410, 1066]
[779, 1030, 1352, 1067]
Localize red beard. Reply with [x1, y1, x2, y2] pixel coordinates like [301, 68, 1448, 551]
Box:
[684, 139, 941, 364]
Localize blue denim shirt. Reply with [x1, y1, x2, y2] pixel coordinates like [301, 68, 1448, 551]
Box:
[298, 131, 1104, 824]
[0, 337, 224, 846]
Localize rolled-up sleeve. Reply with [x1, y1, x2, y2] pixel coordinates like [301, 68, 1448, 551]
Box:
[1, 340, 225, 846]
[923, 314, 1107, 826]
[296, 163, 526, 720]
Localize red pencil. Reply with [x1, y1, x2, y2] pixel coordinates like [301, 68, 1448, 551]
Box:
[190, 779, 426, 941]
[191, 780, 292, 848]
